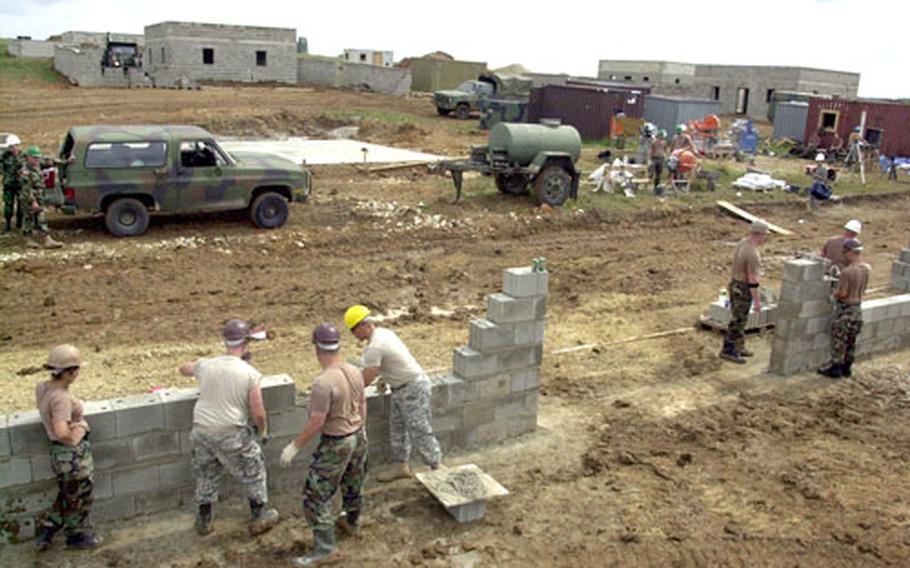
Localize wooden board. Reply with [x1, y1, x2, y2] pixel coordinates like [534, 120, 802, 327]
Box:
[716, 200, 795, 236]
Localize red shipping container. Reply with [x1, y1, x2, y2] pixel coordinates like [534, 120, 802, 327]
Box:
[805, 98, 910, 157]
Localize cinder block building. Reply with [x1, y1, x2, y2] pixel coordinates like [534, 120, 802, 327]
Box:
[144, 21, 296, 86]
[597, 60, 859, 121]
[344, 49, 394, 67]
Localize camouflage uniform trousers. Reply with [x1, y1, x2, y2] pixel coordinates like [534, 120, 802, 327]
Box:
[190, 426, 268, 506]
[830, 302, 863, 365]
[389, 374, 442, 467]
[3, 187, 22, 228]
[18, 163, 50, 237]
[725, 280, 753, 343]
[37, 437, 95, 536]
[302, 429, 367, 531]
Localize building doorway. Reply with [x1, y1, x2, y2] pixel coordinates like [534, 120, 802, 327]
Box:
[736, 88, 749, 115]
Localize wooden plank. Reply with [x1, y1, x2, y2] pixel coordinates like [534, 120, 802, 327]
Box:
[716, 200, 795, 236]
[366, 160, 436, 173]
[552, 327, 694, 355]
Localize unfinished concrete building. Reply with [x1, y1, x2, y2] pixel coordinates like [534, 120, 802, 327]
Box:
[597, 60, 859, 121]
[344, 49, 394, 67]
[144, 21, 296, 86]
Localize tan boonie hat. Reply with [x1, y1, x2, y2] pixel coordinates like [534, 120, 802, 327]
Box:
[45, 344, 83, 371]
[749, 221, 769, 234]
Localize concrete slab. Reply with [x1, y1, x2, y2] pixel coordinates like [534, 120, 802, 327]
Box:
[416, 463, 508, 512]
[220, 138, 444, 166]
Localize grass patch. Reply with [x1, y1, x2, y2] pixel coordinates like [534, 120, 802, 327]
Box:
[0, 38, 66, 85]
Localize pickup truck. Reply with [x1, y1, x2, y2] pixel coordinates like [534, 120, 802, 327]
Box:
[51, 125, 311, 237]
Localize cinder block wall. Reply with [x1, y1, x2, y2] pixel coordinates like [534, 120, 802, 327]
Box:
[297, 58, 341, 88]
[296, 59, 412, 96]
[891, 248, 910, 292]
[770, 258, 910, 375]
[145, 22, 297, 85]
[8, 40, 56, 58]
[53, 45, 140, 88]
[1, 266, 544, 542]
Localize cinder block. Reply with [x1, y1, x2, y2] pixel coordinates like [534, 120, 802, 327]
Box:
[900, 249, 910, 263]
[497, 345, 542, 373]
[112, 394, 164, 437]
[509, 320, 546, 346]
[30, 453, 54, 482]
[430, 375, 456, 413]
[94, 472, 114, 499]
[507, 415, 538, 437]
[878, 319, 896, 337]
[503, 266, 549, 298]
[486, 293, 547, 324]
[453, 346, 498, 380]
[468, 319, 514, 352]
[158, 461, 193, 489]
[113, 465, 160, 496]
[510, 369, 540, 393]
[800, 300, 833, 319]
[782, 259, 823, 283]
[135, 487, 183, 516]
[132, 431, 180, 460]
[473, 421, 510, 445]
[83, 400, 118, 441]
[92, 495, 137, 523]
[806, 316, 831, 335]
[779, 281, 829, 303]
[858, 323, 877, 341]
[261, 374, 297, 412]
[495, 392, 534, 421]
[477, 375, 511, 399]
[0, 415, 9, 458]
[6, 514, 37, 541]
[8, 410, 49, 456]
[807, 350, 829, 369]
[366, 389, 389, 419]
[1, 457, 33, 488]
[892, 261, 909, 277]
[445, 377, 480, 408]
[93, 438, 136, 470]
[462, 401, 495, 429]
[431, 408, 463, 433]
[157, 388, 200, 430]
[862, 305, 886, 323]
[812, 333, 832, 351]
[268, 406, 308, 438]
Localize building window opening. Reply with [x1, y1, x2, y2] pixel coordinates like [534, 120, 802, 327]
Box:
[819, 110, 839, 131]
[643, 76, 649, 82]
[735, 87, 750, 114]
[712, 86, 720, 100]
[675, 78, 681, 84]
[623, 75, 632, 81]
[766, 88, 775, 102]
[203, 48, 214, 65]
[360, 53, 367, 62]
[160, 46, 165, 64]
[256, 51, 267, 67]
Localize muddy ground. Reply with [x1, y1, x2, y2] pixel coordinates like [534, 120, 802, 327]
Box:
[1, 81, 909, 566]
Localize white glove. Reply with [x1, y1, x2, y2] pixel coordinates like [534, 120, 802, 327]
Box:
[280, 443, 300, 468]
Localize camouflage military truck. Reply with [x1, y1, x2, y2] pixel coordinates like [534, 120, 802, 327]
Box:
[434, 73, 532, 120]
[49, 125, 311, 237]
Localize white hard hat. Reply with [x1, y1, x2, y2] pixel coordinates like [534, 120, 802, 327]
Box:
[815, 153, 826, 162]
[844, 219, 862, 234]
[7, 134, 21, 146]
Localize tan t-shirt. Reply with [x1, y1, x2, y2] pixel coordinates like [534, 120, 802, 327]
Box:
[731, 238, 761, 284]
[362, 327, 425, 388]
[309, 363, 365, 437]
[36, 381, 88, 443]
[192, 355, 262, 434]
[821, 236, 848, 269]
[836, 262, 871, 304]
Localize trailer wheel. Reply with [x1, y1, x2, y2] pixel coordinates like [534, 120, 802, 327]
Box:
[534, 167, 572, 206]
[495, 174, 530, 195]
[455, 104, 471, 120]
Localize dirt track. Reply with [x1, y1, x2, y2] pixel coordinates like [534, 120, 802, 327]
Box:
[1, 82, 909, 566]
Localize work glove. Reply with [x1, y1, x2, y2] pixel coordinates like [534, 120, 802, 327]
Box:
[375, 380, 390, 394]
[280, 443, 300, 468]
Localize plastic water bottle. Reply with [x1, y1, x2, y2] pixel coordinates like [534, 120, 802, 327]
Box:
[718, 288, 729, 308]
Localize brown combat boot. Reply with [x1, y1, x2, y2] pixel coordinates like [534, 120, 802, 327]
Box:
[376, 462, 411, 482]
[735, 339, 753, 357]
[24, 237, 41, 249]
[44, 235, 63, 249]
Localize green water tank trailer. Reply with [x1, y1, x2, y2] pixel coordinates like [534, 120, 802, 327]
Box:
[488, 122, 582, 165]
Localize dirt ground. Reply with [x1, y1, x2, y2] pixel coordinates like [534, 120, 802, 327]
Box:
[1, 81, 910, 566]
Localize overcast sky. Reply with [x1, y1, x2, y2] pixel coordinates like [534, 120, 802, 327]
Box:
[1, 0, 903, 98]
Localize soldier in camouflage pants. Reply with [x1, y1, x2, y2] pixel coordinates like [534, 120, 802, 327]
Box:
[18, 147, 62, 247]
[389, 375, 442, 467]
[725, 280, 752, 347]
[302, 430, 368, 531]
[190, 426, 268, 506]
[37, 438, 95, 538]
[2, 142, 24, 231]
[830, 302, 862, 367]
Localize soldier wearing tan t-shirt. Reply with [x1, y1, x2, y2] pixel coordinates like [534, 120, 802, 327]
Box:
[280, 323, 367, 566]
[820, 219, 861, 273]
[720, 221, 769, 363]
[818, 239, 871, 379]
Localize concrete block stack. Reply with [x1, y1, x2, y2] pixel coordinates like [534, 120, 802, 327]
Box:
[769, 259, 831, 375]
[770, 258, 910, 375]
[891, 248, 910, 292]
[445, 266, 546, 448]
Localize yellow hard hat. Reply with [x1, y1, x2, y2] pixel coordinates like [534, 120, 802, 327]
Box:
[344, 305, 371, 330]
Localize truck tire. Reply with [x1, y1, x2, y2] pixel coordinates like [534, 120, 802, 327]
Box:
[437, 107, 451, 116]
[250, 191, 289, 229]
[105, 198, 150, 237]
[495, 174, 530, 195]
[456, 104, 471, 120]
[534, 167, 572, 207]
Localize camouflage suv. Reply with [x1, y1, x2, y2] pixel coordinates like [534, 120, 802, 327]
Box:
[51, 125, 311, 237]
